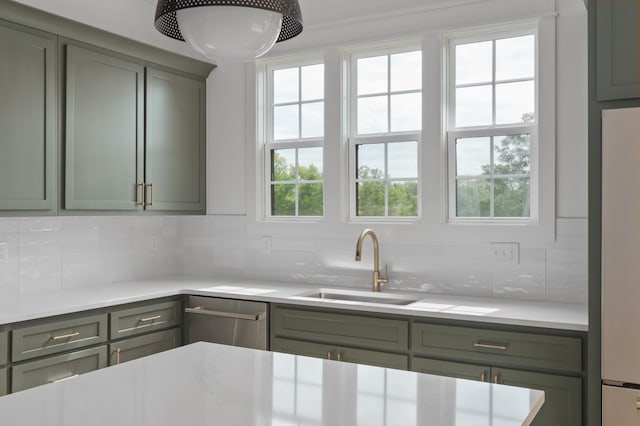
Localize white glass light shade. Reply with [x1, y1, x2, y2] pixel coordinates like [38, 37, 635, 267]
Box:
[176, 6, 283, 61]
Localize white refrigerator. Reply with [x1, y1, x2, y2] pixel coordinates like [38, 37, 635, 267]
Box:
[602, 107, 640, 425]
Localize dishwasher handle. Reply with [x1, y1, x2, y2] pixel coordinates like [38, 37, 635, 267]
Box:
[184, 306, 265, 321]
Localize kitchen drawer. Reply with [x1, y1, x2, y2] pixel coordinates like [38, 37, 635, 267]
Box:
[271, 306, 408, 352]
[272, 337, 408, 370]
[0, 367, 7, 396]
[110, 300, 181, 340]
[412, 323, 582, 373]
[11, 345, 107, 392]
[0, 330, 8, 365]
[109, 327, 181, 365]
[12, 313, 108, 362]
[411, 356, 489, 382]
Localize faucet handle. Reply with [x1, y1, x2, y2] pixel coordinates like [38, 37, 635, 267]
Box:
[379, 264, 389, 283]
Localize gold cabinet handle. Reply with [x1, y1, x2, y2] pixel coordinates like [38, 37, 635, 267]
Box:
[115, 348, 121, 365]
[146, 183, 154, 206]
[139, 315, 162, 323]
[137, 182, 145, 206]
[337, 352, 343, 362]
[480, 372, 486, 382]
[473, 342, 508, 351]
[51, 331, 80, 341]
[326, 351, 332, 360]
[493, 374, 499, 384]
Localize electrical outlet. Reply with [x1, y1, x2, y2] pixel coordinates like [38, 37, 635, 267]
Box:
[0, 242, 8, 264]
[491, 242, 519, 264]
[261, 236, 272, 255]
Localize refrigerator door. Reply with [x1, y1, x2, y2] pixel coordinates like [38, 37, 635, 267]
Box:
[602, 107, 640, 384]
[602, 385, 640, 425]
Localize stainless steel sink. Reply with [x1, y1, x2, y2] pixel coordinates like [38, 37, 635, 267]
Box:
[294, 288, 419, 305]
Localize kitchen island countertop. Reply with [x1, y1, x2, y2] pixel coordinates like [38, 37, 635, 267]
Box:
[0, 275, 587, 331]
[0, 341, 544, 426]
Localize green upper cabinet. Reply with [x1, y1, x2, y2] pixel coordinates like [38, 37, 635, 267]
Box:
[65, 44, 144, 210]
[0, 22, 56, 212]
[64, 43, 206, 213]
[596, 0, 640, 100]
[145, 68, 205, 212]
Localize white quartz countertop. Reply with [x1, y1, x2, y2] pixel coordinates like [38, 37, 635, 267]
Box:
[0, 276, 587, 331]
[0, 342, 545, 426]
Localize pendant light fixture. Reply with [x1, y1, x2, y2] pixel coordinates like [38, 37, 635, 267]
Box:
[155, 0, 303, 61]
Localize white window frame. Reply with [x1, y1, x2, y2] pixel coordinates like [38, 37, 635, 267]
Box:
[347, 43, 423, 222]
[263, 58, 325, 220]
[445, 24, 540, 224]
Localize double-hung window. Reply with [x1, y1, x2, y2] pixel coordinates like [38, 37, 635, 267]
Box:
[349, 47, 422, 219]
[266, 62, 325, 217]
[447, 28, 537, 221]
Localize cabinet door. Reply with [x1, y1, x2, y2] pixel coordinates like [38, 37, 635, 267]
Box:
[0, 23, 55, 211]
[0, 367, 6, 396]
[596, 0, 640, 100]
[496, 367, 581, 426]
[11, 346, 108, 392]
[411, 357, 489, 382]
[109, 328, 181, 365]
[145, 68, 205, 212]
[65, 44, 144, 210]
[272, 337, 407, 369]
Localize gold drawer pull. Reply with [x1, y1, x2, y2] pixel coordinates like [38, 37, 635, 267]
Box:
[114, 348, 121, 365]
[493, 374, 499, 384]
[137, 182, 145, 206]
[327, 351, 332, 360]
[146, 183, 154, 206]
[337, 352, 343, 362]
[473, 342, 508, 351]
[51, 374, 79, 383]
[51, 332, 80, 341]
[480, 372, 486, 382]
[139, 315, 162, 322]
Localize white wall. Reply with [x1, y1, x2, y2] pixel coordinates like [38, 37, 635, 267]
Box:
[200, 0, 588, 303]
[0, 0, 587, 304]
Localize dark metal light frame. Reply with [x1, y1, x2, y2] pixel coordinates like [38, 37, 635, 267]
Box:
[155, 0, 303, 43]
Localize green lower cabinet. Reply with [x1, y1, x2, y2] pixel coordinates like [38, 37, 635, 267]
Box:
[0, 367, 7, 396]
[109, 328, 181, 366]
[496, 367, 581, 426]
[0, 330, 7, 366]
[411, 357, 581, 426]
[11, 346, 108, 392]
[272, 337, 408, 370]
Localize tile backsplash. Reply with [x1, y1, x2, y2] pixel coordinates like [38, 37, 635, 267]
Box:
[0, 215, 588, 304]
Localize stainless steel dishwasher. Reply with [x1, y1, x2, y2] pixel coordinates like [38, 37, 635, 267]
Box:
[184, 296, 268, 350]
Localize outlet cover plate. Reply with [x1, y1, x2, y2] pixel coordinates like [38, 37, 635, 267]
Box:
[491, 242, 519, 265]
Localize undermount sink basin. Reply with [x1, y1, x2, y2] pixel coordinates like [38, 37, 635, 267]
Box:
[294, 288, 419, 306]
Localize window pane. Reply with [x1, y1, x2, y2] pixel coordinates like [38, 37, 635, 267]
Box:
[301, 101, 324, 139]
[273, 67, 299, 104]
[388, 141, 417, 179]
[357, 143, 385, 179]
[456, 137, 490, 176]
[357, 182, 385, 216]
[495, 81, 534, 125]
[494, 177, 530, 217]
[456, 179, 490, 217]
[301, 64, 324, 101]
[357, 56, 388, 95]
[298, 147, 323, 179]
[455, 85, 492, 127]
[271, 183, 295, 215]
[456, 41, 492, 85]
[390, 51, 422, 92]
[299, 183, 323, 216]
[274, 104, 299, 140]
[494, 134, 530, 175]
[389, 181, 418, 216]
[358, 96, 388, 134]
[496, 35, 535, 81]
[271, 149, 295, 181]
[390, 92, 421, 132]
